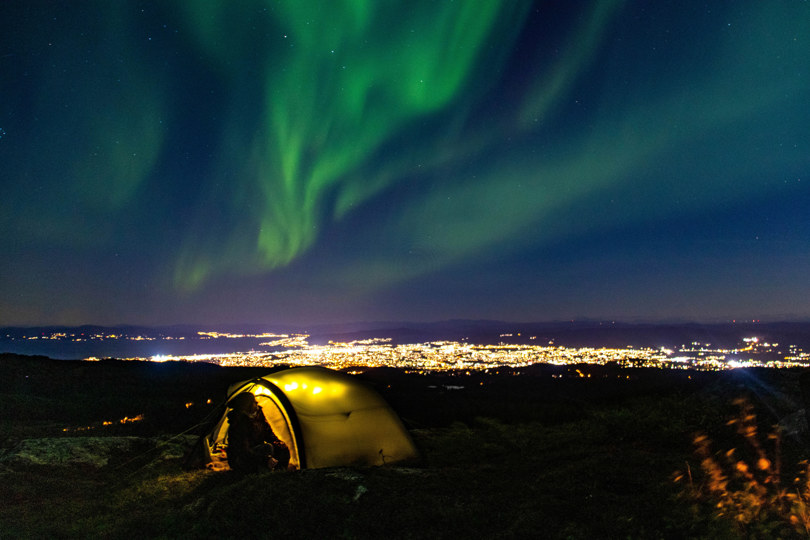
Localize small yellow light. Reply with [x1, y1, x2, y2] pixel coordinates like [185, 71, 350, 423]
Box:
[312, 386, 322, 394]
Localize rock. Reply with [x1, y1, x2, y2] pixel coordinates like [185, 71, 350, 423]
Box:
[0, 437, 142, 467]
[779, 409, 808, 437]
[0, 435, 197, 468]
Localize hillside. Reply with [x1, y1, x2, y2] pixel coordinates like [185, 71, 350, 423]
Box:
[1, 354, 809, 538]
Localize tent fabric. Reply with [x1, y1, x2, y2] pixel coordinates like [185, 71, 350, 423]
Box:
[202, 366, 418, 470]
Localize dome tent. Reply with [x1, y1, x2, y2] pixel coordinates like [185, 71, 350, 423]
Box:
[200, 366, 418, 470]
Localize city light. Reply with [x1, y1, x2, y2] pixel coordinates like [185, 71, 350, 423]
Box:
[129, 337, 810, 372]
[6, 330, 808, 373]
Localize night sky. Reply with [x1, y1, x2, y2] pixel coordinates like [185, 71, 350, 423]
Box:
[2, 1, 809, 327]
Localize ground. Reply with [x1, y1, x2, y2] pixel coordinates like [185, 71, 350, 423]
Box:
[1, 354, 808, 538]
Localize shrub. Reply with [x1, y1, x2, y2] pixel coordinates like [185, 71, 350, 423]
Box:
[675, 398, 810, 537]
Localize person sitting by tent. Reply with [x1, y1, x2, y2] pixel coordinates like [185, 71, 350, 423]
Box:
[226, 392, 290, 473]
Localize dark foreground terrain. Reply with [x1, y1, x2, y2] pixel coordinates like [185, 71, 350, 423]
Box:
[2, 353, 810, 538]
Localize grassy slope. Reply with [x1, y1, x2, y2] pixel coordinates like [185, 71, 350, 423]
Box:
[1, 354, 808, 538]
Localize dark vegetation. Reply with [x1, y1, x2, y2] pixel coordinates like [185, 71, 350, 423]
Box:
[1, 353, 809, 538]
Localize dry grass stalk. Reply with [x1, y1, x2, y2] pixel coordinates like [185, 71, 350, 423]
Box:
[674, 398, 810, 536]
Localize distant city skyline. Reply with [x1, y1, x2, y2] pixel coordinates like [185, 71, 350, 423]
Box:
[2, 2, 809, 326]
[3, 323, 808, 371]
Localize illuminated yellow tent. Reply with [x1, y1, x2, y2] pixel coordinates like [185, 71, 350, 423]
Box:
[200, 366, 418, 470]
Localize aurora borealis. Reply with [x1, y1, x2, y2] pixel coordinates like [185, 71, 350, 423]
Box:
[2, 1, 809, 326]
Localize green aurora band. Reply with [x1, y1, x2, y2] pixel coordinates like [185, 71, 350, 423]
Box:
[174, 0, 810, 292]
[172, 1, 537, 289]
[323, 1, 810, 292]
